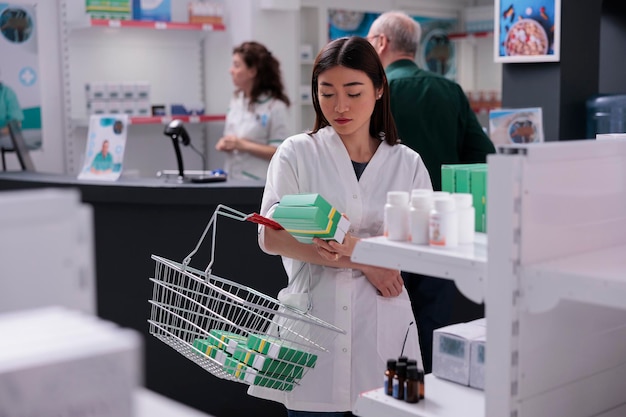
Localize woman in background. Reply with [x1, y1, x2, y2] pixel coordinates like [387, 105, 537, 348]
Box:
[216, 41, 291, 180]
[250, 36, 432, 416]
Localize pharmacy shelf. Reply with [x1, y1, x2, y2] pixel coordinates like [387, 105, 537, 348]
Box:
[88, 18, 225, 32]
[71, 114, 226, 127]
[351, 234, 487, 304]
[353, 374, 484, 417]
[521, 244, 626, 313]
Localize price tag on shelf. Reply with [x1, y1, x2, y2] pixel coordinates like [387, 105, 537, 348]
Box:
[202, 24, 214, 31]
[154, 22, 167, 30]
[108, 20, 121, 28]
[189, 116, 200, 123]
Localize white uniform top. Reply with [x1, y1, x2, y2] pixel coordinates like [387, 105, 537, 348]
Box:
[249, 126, 432, 412]
[222, 91, 289, 180]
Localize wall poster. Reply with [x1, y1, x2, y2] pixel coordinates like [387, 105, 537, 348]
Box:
[78, 115, 128, 182]
[328, 10, 459, 81]
[0, 3, 42, 150]
[494, 0, 561, 63]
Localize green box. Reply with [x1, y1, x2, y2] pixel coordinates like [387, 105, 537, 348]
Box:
[440, 163, 487, 193]
[278, 193, 333, 214]
[247, 333, 317, 368]
[224, 357, 295, 391]
[208, 329, 248, 354]
[470, 168, 488, 232]
[232, 345, 305, 379]
[273, 193, 348, 243]
[192, 338, 231, 365]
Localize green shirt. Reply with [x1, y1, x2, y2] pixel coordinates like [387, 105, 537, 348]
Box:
[386, 60, 495, 190]
[91, 152, 113, 172]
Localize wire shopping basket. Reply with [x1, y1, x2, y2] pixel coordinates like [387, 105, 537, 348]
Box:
[148, 205, 345, 392]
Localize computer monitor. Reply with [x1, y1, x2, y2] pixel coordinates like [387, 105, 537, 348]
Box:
[6, 119, 35, 171]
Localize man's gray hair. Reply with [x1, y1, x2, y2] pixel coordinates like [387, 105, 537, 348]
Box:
[371, 11, 421, 56]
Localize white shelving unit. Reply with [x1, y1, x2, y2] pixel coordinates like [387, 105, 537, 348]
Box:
[59, 1, 227, 176]
[353, 374, 484, 417]
[352, 234, 486, 304]
[352, 139, 626, 417]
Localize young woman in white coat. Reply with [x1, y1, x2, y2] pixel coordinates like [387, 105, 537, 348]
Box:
[216, 41, 291, 180]
[250, 37, 432, 416]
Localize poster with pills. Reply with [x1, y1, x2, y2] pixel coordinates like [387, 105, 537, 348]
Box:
[494, 0, 561, 63]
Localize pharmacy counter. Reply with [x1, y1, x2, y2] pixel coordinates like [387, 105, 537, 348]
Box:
[0, 171, 287, 417]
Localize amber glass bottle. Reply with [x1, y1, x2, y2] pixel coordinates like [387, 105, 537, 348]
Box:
[404, 365, 419, 403]
[384, 359, 397, 396]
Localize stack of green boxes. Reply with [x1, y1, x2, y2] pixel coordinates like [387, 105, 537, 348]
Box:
[271, 194, 350, 244]
[192, 330, 318, 391]
[86, 0, 132, 20]
[441, 163, 488, 232]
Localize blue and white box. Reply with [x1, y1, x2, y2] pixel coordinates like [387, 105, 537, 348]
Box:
[132, 0, 171, 22]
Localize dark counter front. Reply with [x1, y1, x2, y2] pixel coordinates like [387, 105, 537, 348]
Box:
[0, 172, 288, 417]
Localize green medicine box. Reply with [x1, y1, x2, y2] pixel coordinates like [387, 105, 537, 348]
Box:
[192, 338, 231, 365]
[272, 193, 349, 244]
[224, 357, 295, 391]
[440, 163, 488, 232]
[208, 329, 249, 355]
[232, 345, 305, 379]
[247, 333, 317, 368]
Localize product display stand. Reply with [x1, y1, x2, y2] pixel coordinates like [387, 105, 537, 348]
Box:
[352, 139, 626, 417]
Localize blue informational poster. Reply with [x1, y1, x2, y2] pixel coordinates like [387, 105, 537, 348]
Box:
[0, 3, 42, 150]
[78, 115, 128, 181]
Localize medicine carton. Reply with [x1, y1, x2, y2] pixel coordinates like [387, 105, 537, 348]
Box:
[432, 322, 485, 386]
[247, 333, 317, 368]
[440, 164, 488, 232]
[232, 345, 305, 379]
[469, 334, 486, 390]
[132, 0, 171, 22]
[272, 193, 350, 244]
[207, 329, 248, 355]
[223, 357, 294, 391]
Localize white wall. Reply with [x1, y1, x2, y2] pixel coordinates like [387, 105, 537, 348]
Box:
[3, 0, 501, 175]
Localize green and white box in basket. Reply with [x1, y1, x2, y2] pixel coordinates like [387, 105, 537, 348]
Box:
[247, 333, 317, 368]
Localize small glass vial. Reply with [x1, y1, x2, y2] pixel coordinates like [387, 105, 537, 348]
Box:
[429, 197, 458, 248]
[384, 191, 410, 241]
[404, 365, 419, 403]
[406, 359, 418, 368]
[384, 359, 396, 396]
[409, 192, 432, 245]
[453, 193, 475, 244]
[392, 362, 407, 400]
[397, 356, 408, 364]
[418, 369, 425, 399]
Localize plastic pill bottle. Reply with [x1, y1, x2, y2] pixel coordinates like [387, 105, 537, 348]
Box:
[409, 191, 432, 245]
[385, 191, 410, 241]
[452, 193, 475, 244]
[429, 196, 458, 248]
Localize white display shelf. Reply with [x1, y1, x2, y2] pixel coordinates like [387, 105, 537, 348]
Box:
[70, 18, 225, 32]
[351, 234, 487, 304]
[71, 115, 226, 127]
[521, 243, 626, 313]
[353, 374, 484, 417]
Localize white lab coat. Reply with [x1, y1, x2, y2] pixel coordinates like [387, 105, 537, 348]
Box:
[222, 92, 289, 180]
[249, 126, 432, 412]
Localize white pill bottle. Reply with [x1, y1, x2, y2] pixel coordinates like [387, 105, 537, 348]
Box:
[384, 191, 410, 241]
[429, 196, 458, 248]
[409, 190, 433, 244]
[452, 193, 475, 244]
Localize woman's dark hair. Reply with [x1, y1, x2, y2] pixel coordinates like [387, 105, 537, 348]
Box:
[310, 36, 398, 146]
[233, 41, 290, 109]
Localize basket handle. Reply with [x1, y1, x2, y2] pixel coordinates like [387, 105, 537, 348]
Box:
[181, 204, 283, 275]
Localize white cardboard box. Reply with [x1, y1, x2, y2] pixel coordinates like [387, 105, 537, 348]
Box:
[0, 307, 142, 417]
[469, 334, 486, 390]
[433, 322, 485, 386]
